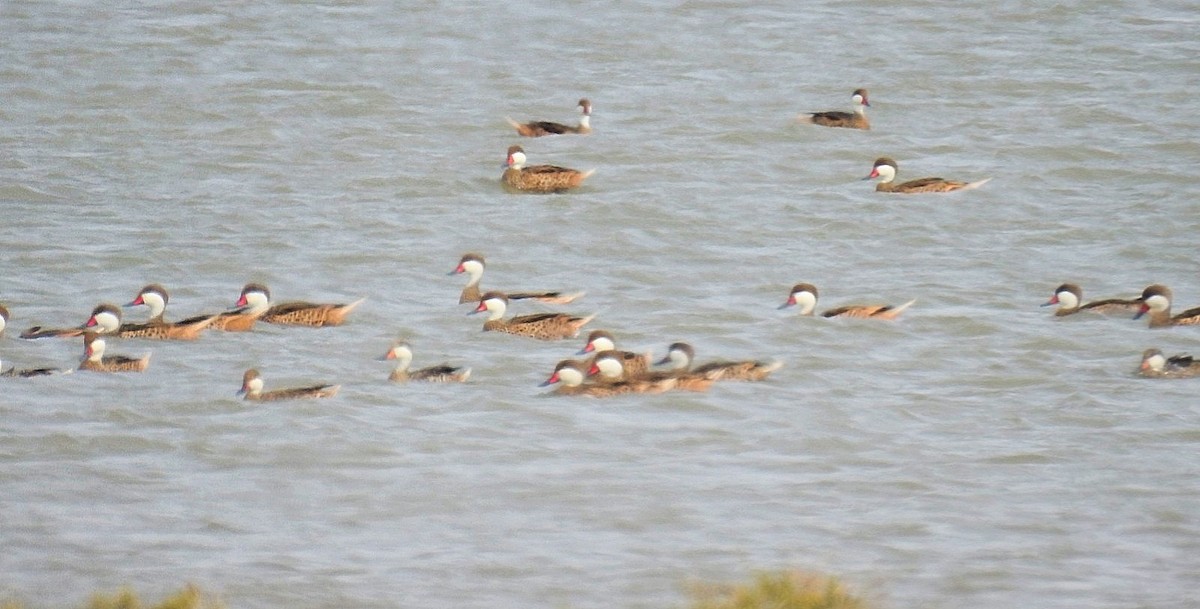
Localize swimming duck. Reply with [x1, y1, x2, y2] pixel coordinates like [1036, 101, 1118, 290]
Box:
[588, 350, 719, 392]
[655, 342, 782, 381]
[236, 283, 365, 327]
[127, 283, 255, 333]
[79, 332, 150, 373]
[1138, 348, 1200, 378]
[1133, 284, 1200, 328]
[1041, 283, 1141, 317]
[451, 253, 585, 305]
[540, 359, 675, 397]
[577, 329, 652, 378]
[381, 341, 471, 383]
[501, 145, 594, 193]
[470, 291, 595, 340]
[506, 98, 592, 137]
[779, 283, 915, 320]
[78, 302, 216, 340]
[0, 356, 64, 377]
[798, 88, 870, 130]
[238, 368, 340, 401]
[864, 157, 990, 193]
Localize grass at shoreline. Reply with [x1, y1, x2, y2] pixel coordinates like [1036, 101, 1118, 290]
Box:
[686, 570, 870, 609]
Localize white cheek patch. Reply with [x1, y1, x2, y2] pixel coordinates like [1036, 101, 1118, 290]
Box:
[597, 357, 623, 378]
[248, 378, 264, 393]
[592, 337, 615, 352]
[95, 311, 121, 332]
[462, 260, 484, 279]
[792, 291, 817, 314]
[668, 350, 690, 369]
[1147, 354, 1166, 371]
[557, 368, 584, 386]
[1056, 291, 1079, 309]
[142, 293, 166, 316]
[852, 94, 864, 105]
[1146, 294, 1170, 312]
[873, 165, 895, 182]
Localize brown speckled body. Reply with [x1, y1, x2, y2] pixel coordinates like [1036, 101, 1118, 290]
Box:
[1138, 349, 1200, 378]
[474, 291, 594, 340]
[79, 333, 150, 373]
[589, 351, 719, 392]
[453, 253, 584, 305]
[507, 98, 592, 137]
[781, 283, 915, 320]
[800, 88, 870, 130]
[1135, 284, 1200, 328]
[867, 157, 988, 193]
[261, 298, 365, 327]
[659, 342, 781, 382]
[239, 369, 340, 401]
[114, 317, 217, 340]
[1043, 283, 1141, 317]
[502, 145, 593, 193]
[541, 359, 675, 397]
[208, 311, 259, 332]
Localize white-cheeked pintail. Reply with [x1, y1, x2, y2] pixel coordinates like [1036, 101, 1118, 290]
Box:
[864, 157, 991, 193]
[1138, 348, 1200, 378]
[1041, 283, 1141, 317]
[501, 145, 594, 193]
[381, 341, 471, 383]
[238, 368, 340, 401]
[79, 332, 150, 373]
[780, 283, 915, 320]
[540, 359, 675, 397]
[506, 98, 592, 137]
[656, 342, 782, 381]
[798, 88, 870, 130]
[1133, 284, 1200, 328]
[451, 252, 584, 305]
[236, 283, 365, 327]
[470, 291, 595, 340]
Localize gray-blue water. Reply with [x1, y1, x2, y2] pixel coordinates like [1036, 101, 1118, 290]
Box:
[2, 1, 1198, 608]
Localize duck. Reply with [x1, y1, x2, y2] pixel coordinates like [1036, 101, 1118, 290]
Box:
[863, 157, 991, 193]
[380, 341, 471, 383]
[235, 283, 365, 327]
[588, 350, 719, 392]
[1, 356, 65, 377]
[540, 359, 675, 397]
[238, 368, 340, 401]
[80, 302, 218, 340]
[1138, 348, 1200, 378]
[118, 284, 223, 339]
[451, 252, 585, 305]
[78, 332, 150, 373]
[1041, 283, 1141, 317]
[655, 342, 782, 381]
[501, 145, 594, 193]
[506, 98, 592, 137]
[470, 291, 595, 340]
[779, 283, 915, 320]
[1133, 284, 1200, 328]
[577, 329, 652, 378]
[127, 283, 258, 333]
[797, 88, 870, 130]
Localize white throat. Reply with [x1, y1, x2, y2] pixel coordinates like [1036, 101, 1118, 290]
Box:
[461, 260, 484, 287]
[1056, 291, 1079, 311]
[873, 165, 896, 184]
[246, 377, 264, 396]
[1145, 294, 1170, 313]
[665, 349, 690, 370]
[508, 151, 527, 170]
[391, 346, 414, 372]
[792, 291, 817, 315]
[243, 291, 270, 315]
[141, 292, 167, 319]
[483, 298, 507, 321]
[87, 338, 107, 361]
[596, 356, 624, 379]
[556, 367, 585, 387]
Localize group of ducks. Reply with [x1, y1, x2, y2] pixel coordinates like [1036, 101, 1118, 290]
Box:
[1042, 283, 1200, 378]
[0, 283, 364, 399]
[497, 91, 991, 195]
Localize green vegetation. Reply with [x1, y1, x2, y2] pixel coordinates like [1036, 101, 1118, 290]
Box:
[686, 570, 871, 609]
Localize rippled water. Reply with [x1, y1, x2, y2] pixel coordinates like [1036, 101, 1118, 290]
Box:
[2, 1, 1199, 608]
